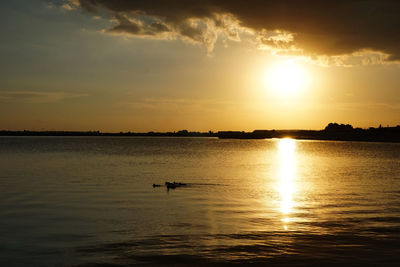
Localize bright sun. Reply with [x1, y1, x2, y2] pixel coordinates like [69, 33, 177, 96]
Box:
[263, 60, 308, 96]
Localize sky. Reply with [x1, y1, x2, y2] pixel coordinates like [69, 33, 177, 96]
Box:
[0, 0, 399, 132]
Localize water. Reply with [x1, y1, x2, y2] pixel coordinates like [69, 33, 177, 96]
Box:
[0, 137, 399, 266]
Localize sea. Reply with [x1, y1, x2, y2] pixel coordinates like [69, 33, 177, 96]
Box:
[0, 136, 399, 266]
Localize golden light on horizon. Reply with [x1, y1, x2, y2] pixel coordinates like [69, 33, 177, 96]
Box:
[263, 60, 309, 96]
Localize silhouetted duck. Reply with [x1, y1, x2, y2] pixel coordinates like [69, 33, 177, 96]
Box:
[165, 181, 187, 189]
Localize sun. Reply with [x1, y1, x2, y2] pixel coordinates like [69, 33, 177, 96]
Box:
[263, 60, 308, 96]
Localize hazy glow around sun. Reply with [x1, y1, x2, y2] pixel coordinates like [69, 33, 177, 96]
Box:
[263, 60, 308, 96]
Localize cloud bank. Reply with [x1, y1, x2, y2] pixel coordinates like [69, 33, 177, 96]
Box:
[0, 91, 88, 103]
[68, 0, 400, 64]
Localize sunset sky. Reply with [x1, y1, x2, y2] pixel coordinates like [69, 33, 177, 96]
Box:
[1, 0, 399, 132]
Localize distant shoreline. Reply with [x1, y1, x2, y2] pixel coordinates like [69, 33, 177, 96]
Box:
[1, 123, 400, 143]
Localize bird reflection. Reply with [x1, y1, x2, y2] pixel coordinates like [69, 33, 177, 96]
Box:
[277, 138, 296, 229]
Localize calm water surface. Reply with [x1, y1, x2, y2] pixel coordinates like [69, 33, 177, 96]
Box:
[0, 137, 399, 266]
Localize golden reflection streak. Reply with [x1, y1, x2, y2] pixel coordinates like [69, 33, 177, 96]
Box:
[277, 138, 297, 229]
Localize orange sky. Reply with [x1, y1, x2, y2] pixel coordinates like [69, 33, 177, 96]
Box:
[0, 1, 399, 131]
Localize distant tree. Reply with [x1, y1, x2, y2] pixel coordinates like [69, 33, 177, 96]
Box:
[324, 123, 353, 132]
[177, 130, 189, 134]
[176, 130, 189, 136]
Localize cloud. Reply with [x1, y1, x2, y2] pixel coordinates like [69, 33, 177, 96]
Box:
[120, 98, 235, 112]
[60, 0, 80, 10]
[0, 91, 89, 103]
[105, 11, 242, 53]
[61, 3, 76, 11]
[108, 13, 171, 37]
[336, 102, 400, 111]
[68, 0, 400, 64]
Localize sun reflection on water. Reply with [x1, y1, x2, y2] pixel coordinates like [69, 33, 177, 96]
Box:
[277, 138, 297, 229]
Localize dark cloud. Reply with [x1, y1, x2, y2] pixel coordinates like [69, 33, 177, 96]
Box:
[71, 0, 400, 61]
[109, 13, 171, 36]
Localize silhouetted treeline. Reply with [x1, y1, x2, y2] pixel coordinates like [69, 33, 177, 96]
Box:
[1, 123, 400, 142]
[0, 129, 215, 137]
[217, 123, 400, 142]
